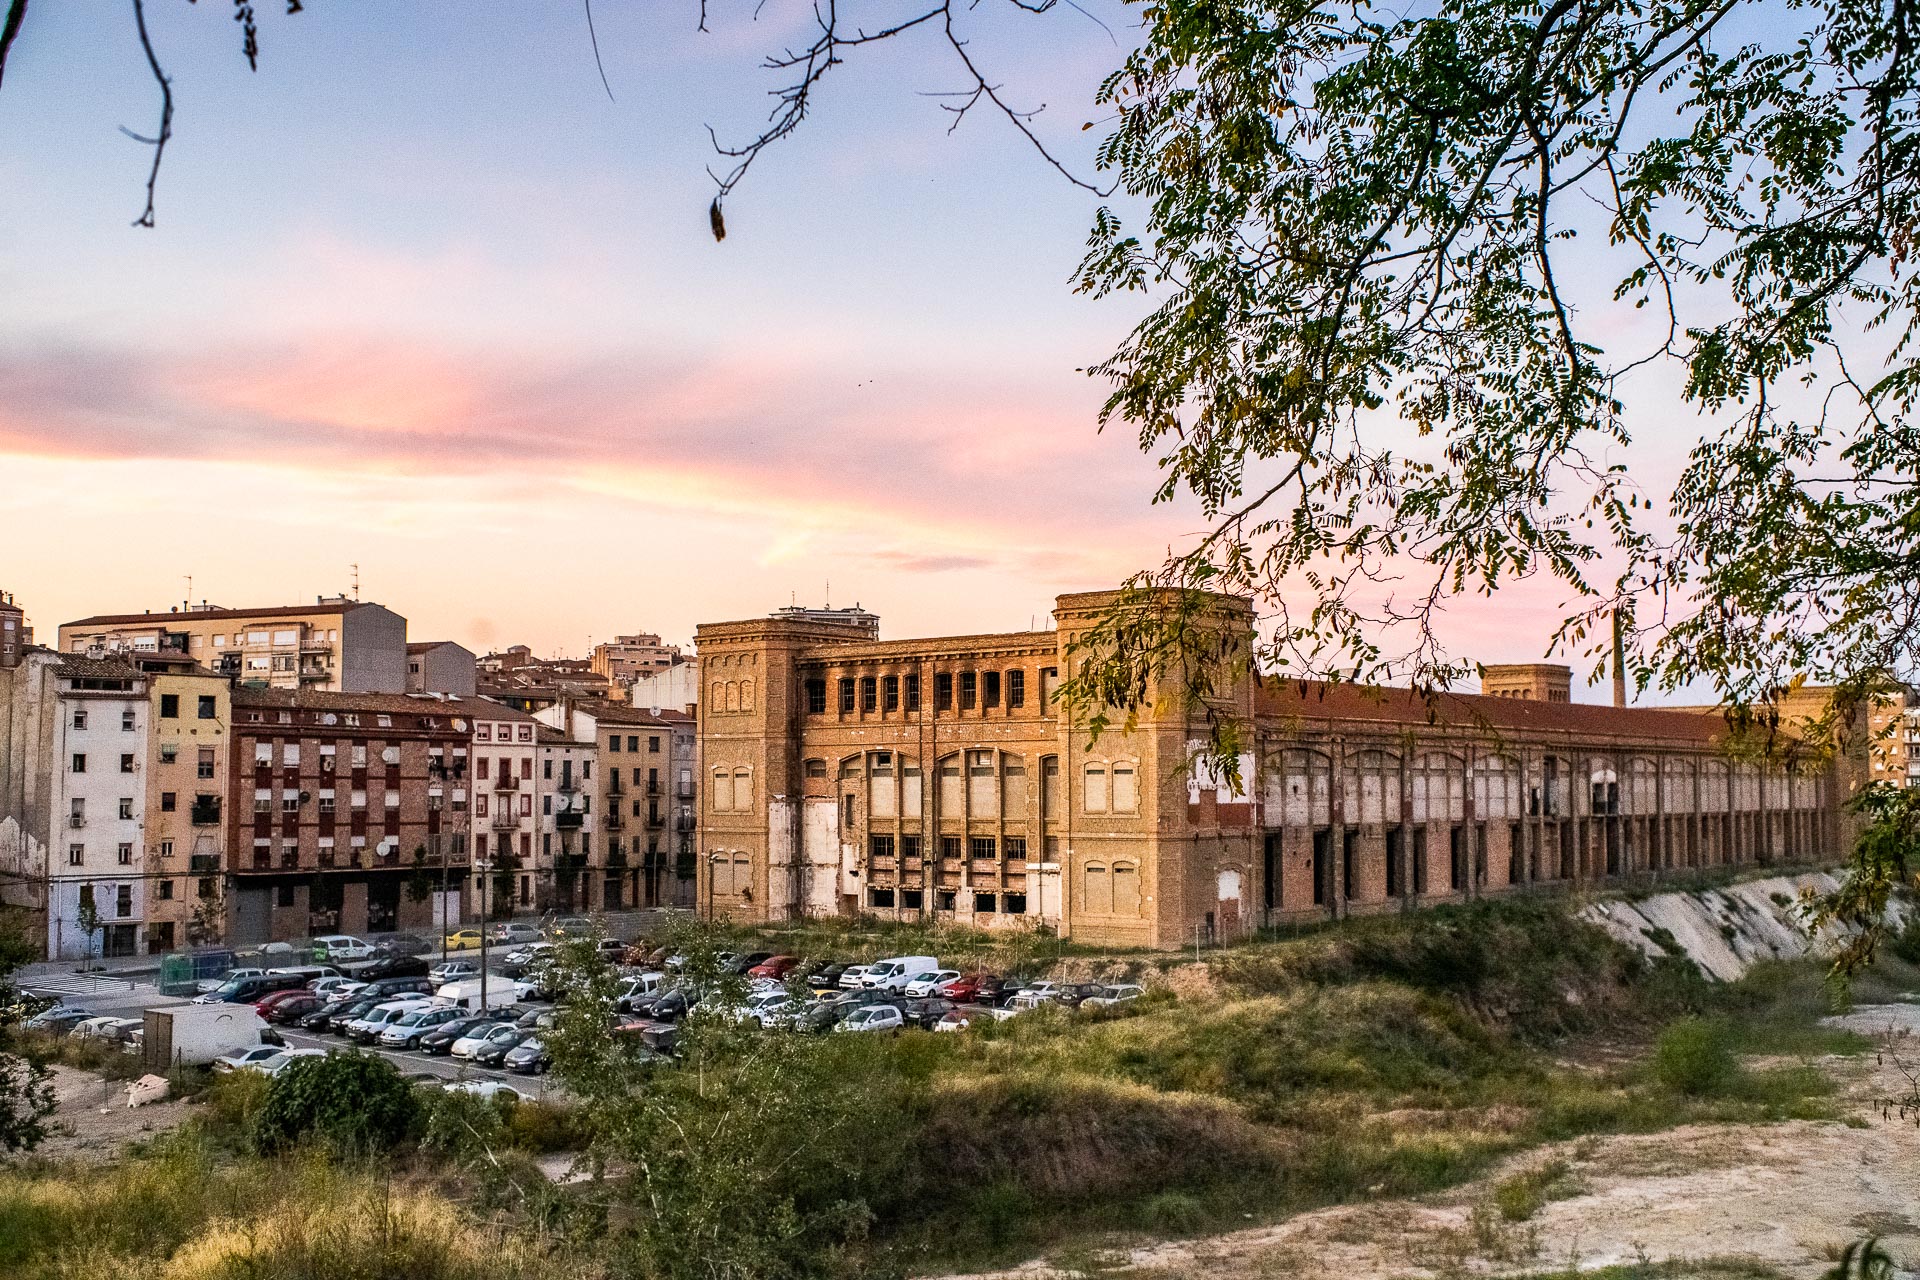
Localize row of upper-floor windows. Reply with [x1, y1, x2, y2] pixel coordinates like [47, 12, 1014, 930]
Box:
[803, 667, 1060, 716]
[803, 751, 1142, 819]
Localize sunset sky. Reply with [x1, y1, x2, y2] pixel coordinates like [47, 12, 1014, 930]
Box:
[1, 4, 1630, 687]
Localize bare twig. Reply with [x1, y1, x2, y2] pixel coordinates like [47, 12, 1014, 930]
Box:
[0, 0, 28, 92]
[584, 0, 615, 102]
[126, 0, 171, 229]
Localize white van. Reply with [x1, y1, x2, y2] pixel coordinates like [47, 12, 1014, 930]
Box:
[862, 956, 941, 992]
[436, 978, 526, 1012]
[615, 972, 665, 1012]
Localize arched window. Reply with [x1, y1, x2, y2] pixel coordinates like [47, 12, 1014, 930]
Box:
[739, 678, 755, 712]
[1662, 758, 1695, 813]
[1111, 761, 1138, 813]
[1040, 755, 1060, 821]
[1629, 758, 1659, 814]
[1083, 861, 1110, 913]
[968, 750, 997, 816]
[733, 767, 752, 811]
[1412, 752, 1464, 822]
[868, 753, 896, 819]
[1112, 861, 1141, 914]
[1083, 762, 1109, 813]
[711, 768, 734, 813]
[710, 680, 725, 710]
[1002, 758, 1028, 818]
[803, 758, 827, 779]
[1345, 750, 1402, 825]
[937, 756, 962, 815]
[1274, 749, 1332, 826]
[724, 682, 739, 713]
[1472, 756, 1520, 820]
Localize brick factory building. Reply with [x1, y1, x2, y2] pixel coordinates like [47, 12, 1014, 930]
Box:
[695, 590, 1850, 949]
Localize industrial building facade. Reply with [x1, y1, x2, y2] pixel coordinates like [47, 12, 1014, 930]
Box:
[695, 590, 1848, 949]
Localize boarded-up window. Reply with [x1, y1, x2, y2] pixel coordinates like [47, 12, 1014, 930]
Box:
[1112, 762, 1138, 813]
[869, 755, 896, 819]
[1084, 862, 1110, 913]
[733, 768, 752, 811]
[901, 762, 922, 816]
[712, 769, 734, 813]
[1412, 754, 1464, 822]
[1040, 756, 1059, 820]
[1084, 763, 1108, 813]
[1473, 756, 1520, 820]
[1630, 759, 1659, 814]
[739, 678, 755, 712]
[968, 751, 996, 816]
[938, 759, 963, 816]
[1003, 761, 1028, 818]
[1112, 861, 1141, 914]
[1662, 759, 1694, 813]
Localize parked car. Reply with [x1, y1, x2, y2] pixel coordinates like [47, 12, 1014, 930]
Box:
[443, 1079, 527, 1103]
[732, 991, 798, 1027]
[798, 989, 889, 1033]
[614, 972, 666, 1012]
[193, 971, 308, 1005]
[902, 969, 961, 999]
[746, 955, 801, 981]
[356, 975, 436, 1002]
[511, 1007, 559, 1033]
[1080, 984, 1145, 1009]
[805, 962, 850, 993]
[265, 964, 342, 986]
[449, 1021, 514, 1060]
[1052, 983, 1106, 1009]
[1010, 980, 1079, 1010]
[835, 1004, 905, 1034]
[308, 976, 364, 999]
[500, 943, 554, 977]
[354, 955, 430, 982]
[863, 956, 942, 993]
[545, 916, 593, 938]
[302, 995, 377, 1033]
[936, 972, 1008, 1005]
[345, 999, 437, 1044]
[504, 1037, 550, 1075]
[933, 1008, 976, 1032]
[212, 1044, 287, 1074]
[442, 929, 485, 952]
[196, 967, 264, 995]
[900, 996, 958, 1030]
[22, 1005, 95, 1035]
[418, 1015, 494, 1056]
[379, 1004, 466, 1049]
[310, 935, 375, 963]
[427, 960, 481, 985]
[375, 933, 435, 957]
[470, 1027, 535, 1068]
[836, 965, 872, 991]
[631, 984, 698, 1021]
[719, 951, 772, 975]
[263, 993, 325, 1026]
[492, 922, 542, 945]
[253, 988, 317, 1018]
[254, 1047, 325, 1076]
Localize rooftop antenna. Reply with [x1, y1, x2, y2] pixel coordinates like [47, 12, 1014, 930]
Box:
[183, 575, 192, 611]
[350, 563, 360, 601]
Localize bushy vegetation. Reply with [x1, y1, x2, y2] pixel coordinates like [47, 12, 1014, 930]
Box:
[250, 1051, 421, 1156]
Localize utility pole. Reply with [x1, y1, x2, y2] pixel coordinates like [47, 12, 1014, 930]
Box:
[475, 857, 492, 1012]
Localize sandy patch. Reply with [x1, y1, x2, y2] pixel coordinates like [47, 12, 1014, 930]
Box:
[28, 1064, 195, 1162]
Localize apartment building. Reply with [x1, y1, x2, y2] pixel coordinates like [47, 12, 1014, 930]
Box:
[694, 589, 1848, 949]
[627, 657, 699, 713]
[590, 633, 683, 684]
[477, 645, 614, 712]
[142, 655, 230, 953]
[59, 598, 408, 693]
[536, 700, 698, 909]
[469, 704, 542, 914]
[0, 590, 29, 669]
[225, 688, 486, 942]
[406, 641, 477, 697]
[0, 655, 155, 958]
[1866, 685, 1920, 788]
[536, 728, 597, 912]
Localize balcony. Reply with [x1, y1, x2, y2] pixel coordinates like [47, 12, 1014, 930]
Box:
[492, 775, 520, 793]
[558, 852, 589, 871]
[645, 811, 665, 829]
[555, 811, 584, 831]
[646, 780, 661, 796]
[189, 853, 220, 874]
[556, 775, 579, 793]
[490, 812, 518, 830]
[674, 814, 695, 832]
[67, 815, 85, 829]
[605, 848, 627, 868]
[607, 778, 625, 797]
[190, 800, 221, 826]
[677, 784, 695, 800]
[603, 812, 624, 831]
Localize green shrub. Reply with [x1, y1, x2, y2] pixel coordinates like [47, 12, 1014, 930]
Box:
[503, 1097, 584, 1153]
[251, 1051, 419, 1156]
[417, 1084, 507, 1161]
[1492, 1158, 1581, 1221]
[1651, 1017, 1738, 1097]
[1141, 1191, 1207, 1235]
[1887, 915, 1920, 966]
[201, 1069, 270, 1141]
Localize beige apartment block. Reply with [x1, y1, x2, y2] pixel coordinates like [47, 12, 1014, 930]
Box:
[59, 598, 407, 693]
[142, 656, 230, 953]
[590, 633, 684, 684]
[695, 589, 1851, 950]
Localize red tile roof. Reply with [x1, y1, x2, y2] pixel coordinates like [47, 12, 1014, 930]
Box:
[1255, 678, 1727, 745]
[62, 602, 376, 628]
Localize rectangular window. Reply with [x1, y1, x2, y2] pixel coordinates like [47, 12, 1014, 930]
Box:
[974, 892, 997, 914]
[940, 835, 962, 860]
[117, 842, 133, 866]
[860, 676, 877, 712]
[116, 884, 132, 917]
[118, 797, 133, 820]
[882, 675, 899, 712]
[649, 736, 660, 753]
[959, 671, 977, 710]
[159, 839, 173, 859]
[197, 695, 216, 719]
[869, 833, 895, 859]
[158, 879, 174, 901]
[159, 694, 180, 718]
[627, 735, 639, 752]
[120, 754, 135, 772]
[839, 678, 856, 714]
[67, 845, 82, 867]
[1005, 836, 1027, 861]
[982, 671, 1001, 709]
[70, 708, 87, 730]
[122, 709, 136, 731]
[71, 753, 86, 773]
[905, 673, 920, 712]
[159, 742, 178, 764]
[934, 673, 952, 711]
[160, 792, 176, 812]
[901, 834, 922, 860]
[608, 736, 621, 752]
[1007, 669, 1025, 708]
[970, 836, 996, 860]
[197, 748, 215, 779]
[805, 679, 826, 714]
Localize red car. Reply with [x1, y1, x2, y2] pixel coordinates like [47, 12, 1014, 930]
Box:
[254, 988, 317, 1018]
[936, 972, 1003, 1004]
[747, 955, 801, 980]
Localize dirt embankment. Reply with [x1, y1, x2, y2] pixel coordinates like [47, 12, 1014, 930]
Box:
[936, 1004, 1920, 1280]
[30, 1064, 193, 1163]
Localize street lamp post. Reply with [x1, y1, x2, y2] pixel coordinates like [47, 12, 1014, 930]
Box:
[705, 850, 721, 922]
[474, 857, 492, 1013]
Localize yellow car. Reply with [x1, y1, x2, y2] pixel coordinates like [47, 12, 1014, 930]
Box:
[441, 929, 484, 952]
